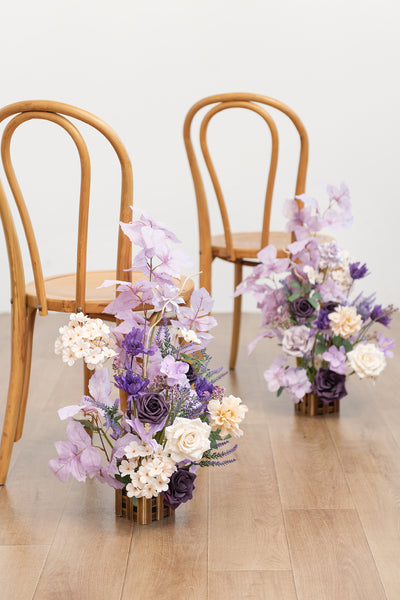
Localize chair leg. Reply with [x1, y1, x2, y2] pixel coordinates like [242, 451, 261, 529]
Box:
[14, 307, 37, 441]
[0, 304, 27, 484]
[229, 261, 243, 370]
[199, 254, 212, 294]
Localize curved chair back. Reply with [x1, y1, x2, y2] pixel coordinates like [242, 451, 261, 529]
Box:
[0, 100, 133, 316]
[183, 92, 309, 263]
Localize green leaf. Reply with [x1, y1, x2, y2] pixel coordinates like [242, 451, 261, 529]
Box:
[311, 291, 323, 302]
[288, 292, 302, 302]
[277, 386, 284, 397]
[209, 429, 222, 449]
[74, 418, 98, 432]
[315, 342, 327, 355]
[332, 336, 353, 351]
[308, 296, 319, 309]
[289, 281, 302, 290]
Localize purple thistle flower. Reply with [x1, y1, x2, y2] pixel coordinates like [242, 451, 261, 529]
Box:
[122, 328, 155, 357]
[195, 376, 215, 399]
[316, 302, 339, 330]
[114, 371, 149, 395]
[370, 305, 392, 327]
[349, 262, 368, 280]
[316, 309, 330, 330]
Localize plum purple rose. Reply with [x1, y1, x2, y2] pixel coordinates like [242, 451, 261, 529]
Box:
[162, 467, 196, 509]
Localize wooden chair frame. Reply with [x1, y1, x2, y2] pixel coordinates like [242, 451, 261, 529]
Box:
[183, 92, 309, 368]
[0, 100, 133, 484]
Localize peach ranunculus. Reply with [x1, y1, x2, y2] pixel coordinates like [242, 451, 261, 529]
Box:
[208, 395, 248, 438]
[348, 343, 387, 379]
[328, 305, 362, 339]
[164, 417, 211, 462]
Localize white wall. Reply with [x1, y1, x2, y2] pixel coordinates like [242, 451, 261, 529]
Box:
[0, 0, 399, 315]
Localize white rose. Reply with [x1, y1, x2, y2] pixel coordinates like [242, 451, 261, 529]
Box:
[208, 395, 248, 438]
[348, 343, 386, 379]
[281, 325, 313, 357]
[164, 417, 211, 462]
[328, 305, 362, 339]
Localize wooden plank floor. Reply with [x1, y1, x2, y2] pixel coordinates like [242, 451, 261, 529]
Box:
[0, 312, 399, 599]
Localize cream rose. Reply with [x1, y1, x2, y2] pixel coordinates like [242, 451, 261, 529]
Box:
[348, 343, 386, 379]
[164, 417, 211, 462]
[328, 305, 362, 339]
[208, 395, 248, 438]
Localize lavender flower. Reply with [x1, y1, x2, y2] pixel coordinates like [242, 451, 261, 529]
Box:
[353, 292, 376, 321]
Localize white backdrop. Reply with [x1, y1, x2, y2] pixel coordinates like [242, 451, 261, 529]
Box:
[0, 0, 399, 314]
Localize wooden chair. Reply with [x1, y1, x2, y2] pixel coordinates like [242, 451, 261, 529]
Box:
[183, 93, 309, 369]
[0, 100, 192, 485]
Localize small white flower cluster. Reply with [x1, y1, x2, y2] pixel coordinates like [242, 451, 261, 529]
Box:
[330, 250, 353, 295]
[121, 440, 177, 499]
[54, 313, 117, 370]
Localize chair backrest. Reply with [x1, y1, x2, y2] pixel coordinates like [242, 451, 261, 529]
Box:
[0, 100, 133, 316]
[183, 93, 309, 261]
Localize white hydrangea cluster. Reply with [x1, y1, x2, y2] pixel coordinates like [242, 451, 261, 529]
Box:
[121, 441, 177, 499]
[329, 250, 353, 294]
[54, 312, 117, 370]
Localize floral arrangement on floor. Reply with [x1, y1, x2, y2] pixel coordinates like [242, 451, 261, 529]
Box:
[49, 210, 247, 512]
[236, 183, 396, 405]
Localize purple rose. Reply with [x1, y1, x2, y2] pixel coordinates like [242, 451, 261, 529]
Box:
[162, 468, 196, 509]
[322, 301, 339, 313]
[135, 392, 169, 425]
[185, 363, 198, 385]
[312, 369, 347, 403]
[290, 297, 315, 319]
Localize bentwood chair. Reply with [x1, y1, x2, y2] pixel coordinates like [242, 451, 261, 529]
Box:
[184, 93, 309, 369]
[0, 100, 192, 485]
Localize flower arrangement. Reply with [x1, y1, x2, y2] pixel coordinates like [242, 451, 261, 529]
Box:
[49, 210, 247, 515]
[236, 183, 395, 406]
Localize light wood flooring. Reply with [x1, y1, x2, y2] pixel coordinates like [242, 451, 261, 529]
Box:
[1, 312, 400, 600]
